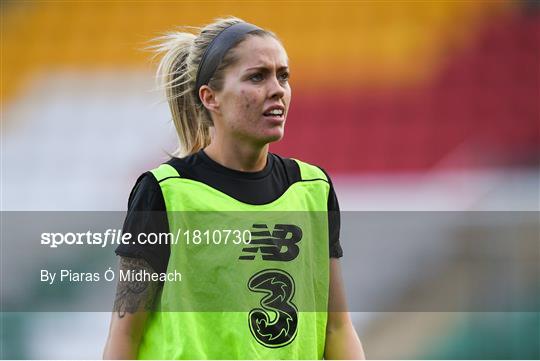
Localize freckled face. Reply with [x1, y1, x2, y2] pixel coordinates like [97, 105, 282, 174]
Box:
[213, 35, 291, 145]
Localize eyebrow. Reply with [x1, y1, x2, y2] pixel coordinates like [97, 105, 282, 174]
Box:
[245, 65, 289, 72]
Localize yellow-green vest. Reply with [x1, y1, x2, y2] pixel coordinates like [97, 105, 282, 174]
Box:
[137, 159, 330, 359]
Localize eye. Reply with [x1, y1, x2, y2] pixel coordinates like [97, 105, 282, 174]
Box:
[249, 73, 263, 82]
[279, 72, 290, 82]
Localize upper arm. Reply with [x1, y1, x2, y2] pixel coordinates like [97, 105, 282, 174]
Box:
[113, 256, 161, 318]
[325, 259, 366, 359]
[327, 258, 351, 329]
[105, 173, 168, 358]
[103, 256, 161, 358]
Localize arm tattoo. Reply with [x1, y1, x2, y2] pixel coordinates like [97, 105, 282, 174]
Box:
[113, 257, 160, 318]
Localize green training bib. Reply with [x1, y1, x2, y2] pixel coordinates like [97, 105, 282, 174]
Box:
[136, 159, 330, 359]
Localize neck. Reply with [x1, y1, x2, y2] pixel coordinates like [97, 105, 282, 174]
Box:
[204, 137, 268, 172]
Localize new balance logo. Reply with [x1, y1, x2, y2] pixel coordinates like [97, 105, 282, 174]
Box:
[239, 224, 302, 262]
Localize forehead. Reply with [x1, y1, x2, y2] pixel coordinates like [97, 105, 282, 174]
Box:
[230, 35, 288, 70]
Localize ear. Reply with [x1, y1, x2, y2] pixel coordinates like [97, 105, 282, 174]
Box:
[199, 85, 221, 114]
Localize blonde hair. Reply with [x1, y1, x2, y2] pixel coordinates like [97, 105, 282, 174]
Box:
[149, 16, 278, 157]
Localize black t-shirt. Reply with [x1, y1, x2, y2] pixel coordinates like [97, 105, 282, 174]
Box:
[115, 149, 343, 274]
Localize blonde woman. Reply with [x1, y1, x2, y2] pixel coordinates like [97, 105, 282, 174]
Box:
[103, 17, 365, 359]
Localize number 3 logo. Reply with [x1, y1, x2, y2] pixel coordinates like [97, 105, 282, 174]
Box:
[247, 269, 298, 348]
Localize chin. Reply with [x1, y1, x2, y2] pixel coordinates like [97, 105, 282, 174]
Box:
[242, 126, 284, 146]
[261, 129, 284, 144]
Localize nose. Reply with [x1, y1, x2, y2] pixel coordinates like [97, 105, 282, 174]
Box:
[267, 74, 286, 99]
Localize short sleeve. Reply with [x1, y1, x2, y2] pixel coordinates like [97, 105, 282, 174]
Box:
[316, 166, 344, 258]
[327, 181, 344, 258]
[114, 172, 170, 274]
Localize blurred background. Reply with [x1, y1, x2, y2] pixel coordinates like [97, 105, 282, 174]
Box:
[1, 1, 539, 359]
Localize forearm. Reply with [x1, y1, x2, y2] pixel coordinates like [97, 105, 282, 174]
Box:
[103, 311, 149, 359]
[103, 324, 139, 359]
[324, 314, 366, 360]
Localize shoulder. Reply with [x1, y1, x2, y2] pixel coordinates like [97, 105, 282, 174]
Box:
[127, 153, 197, 209]
[276, 155, 330, 183]
[140, 152, 203, 184]
[126, 171, 164, 211]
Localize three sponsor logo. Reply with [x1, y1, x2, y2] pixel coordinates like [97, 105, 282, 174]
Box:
[240, 224, 302, 348]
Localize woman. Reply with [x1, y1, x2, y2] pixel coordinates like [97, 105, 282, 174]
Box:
[103, 16, 365, 359]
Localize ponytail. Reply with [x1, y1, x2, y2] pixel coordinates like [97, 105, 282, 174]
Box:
[151, 32, 210, 156]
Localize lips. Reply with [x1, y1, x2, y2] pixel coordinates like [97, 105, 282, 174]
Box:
[262, 105, 285, 116]
[262, 112, 285, 121]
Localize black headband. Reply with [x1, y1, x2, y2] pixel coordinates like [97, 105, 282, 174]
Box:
[195, 22, 262, 102]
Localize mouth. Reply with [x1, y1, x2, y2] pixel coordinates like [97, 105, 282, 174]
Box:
[262, 113, 285, 122]
[262, 107, 286, 122]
